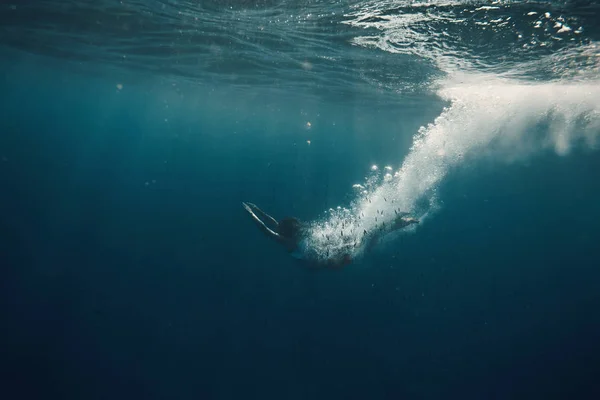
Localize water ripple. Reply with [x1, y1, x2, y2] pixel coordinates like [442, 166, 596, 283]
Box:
[1, 0, 598, 97]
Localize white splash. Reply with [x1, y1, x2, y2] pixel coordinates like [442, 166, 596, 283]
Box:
[306, 73, 600, 261]
[303, 0, 600, 262]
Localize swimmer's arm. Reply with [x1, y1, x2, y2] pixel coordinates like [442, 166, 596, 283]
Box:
[243, 203, 284, 243]
[244, 202, 279, 230]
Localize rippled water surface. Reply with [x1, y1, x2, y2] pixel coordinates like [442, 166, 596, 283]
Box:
[2, 1, 598, 91]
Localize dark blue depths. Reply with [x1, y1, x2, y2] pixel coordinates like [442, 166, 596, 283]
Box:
[1, 57, 600, 400]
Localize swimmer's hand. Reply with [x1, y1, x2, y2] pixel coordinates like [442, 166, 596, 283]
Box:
[242, 202, 260, 213]
[242, 202, 256, 217]
[242, 202, 264, 227]
[243, 202, 270, 226]
[242, 201, 283, 242]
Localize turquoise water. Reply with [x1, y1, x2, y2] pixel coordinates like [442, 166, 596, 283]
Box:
[1, 1, 600, 399]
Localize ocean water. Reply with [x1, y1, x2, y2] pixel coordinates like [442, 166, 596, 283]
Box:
[1, 0, 600, 399]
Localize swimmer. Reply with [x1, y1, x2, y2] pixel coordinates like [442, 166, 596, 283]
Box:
[243, 202, 418, 269]
[243, 202, 350, 269]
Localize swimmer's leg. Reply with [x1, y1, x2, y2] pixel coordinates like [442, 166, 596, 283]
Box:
[365, 235, 379, 253]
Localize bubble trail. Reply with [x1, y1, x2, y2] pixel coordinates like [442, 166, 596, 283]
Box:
[305, 74, 600, 264]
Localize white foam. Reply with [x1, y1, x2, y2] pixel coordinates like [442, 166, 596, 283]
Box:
[307, 74, 600, 261]
[307, 1, 600, 262]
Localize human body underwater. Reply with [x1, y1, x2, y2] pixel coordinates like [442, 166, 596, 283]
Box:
[243, 202, 419, 269]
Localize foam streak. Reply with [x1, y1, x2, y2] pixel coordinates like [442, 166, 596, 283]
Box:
[308, 76, 600, 261]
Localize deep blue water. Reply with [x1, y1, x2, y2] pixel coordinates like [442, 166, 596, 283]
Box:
[2, 1, 600, 399]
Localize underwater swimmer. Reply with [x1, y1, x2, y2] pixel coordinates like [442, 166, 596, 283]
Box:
[242, 202, 418, 269]
[242, 202, 348, 268]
